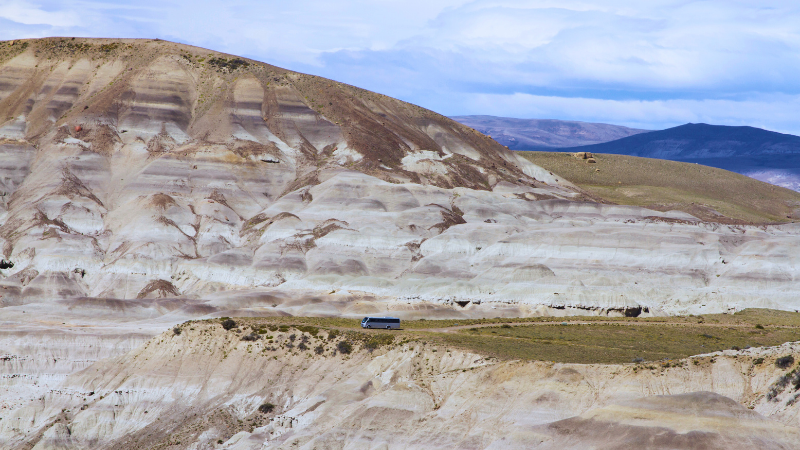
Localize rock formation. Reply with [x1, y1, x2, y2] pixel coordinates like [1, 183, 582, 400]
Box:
[0, 38, 799, 318]
[3, 322, 800, 449]
[3, 37, 800, 450]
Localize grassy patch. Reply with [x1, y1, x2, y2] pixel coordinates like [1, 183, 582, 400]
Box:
[229, 308, 800, 329]
[517, 151, 800, 224]
[431, 323, 799, 364]
[203, 309, 800, 364]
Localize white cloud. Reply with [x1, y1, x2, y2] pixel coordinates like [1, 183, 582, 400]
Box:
[1, 0, 800, 133]
[746, 170, 800, 192]
[0, 0, 80, 27]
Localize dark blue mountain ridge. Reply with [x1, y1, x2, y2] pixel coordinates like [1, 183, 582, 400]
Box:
[559, 123, 800, 159]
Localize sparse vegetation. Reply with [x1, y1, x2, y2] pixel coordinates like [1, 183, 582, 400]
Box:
[296, 325, 319, 336]
[257, 403, 275, 414]
[518, 151, 800, 224]
[190, 308, 800, 364]
[98, 43, 120, 53]
[221, 319, 237, 330]
[172, 327, 181, 336]
[767, 367, 800, 401]
[433, 322, 800, 364]
[337, 340, 353, 354]
[365, 335, 394, 352]
[241, 333, 260, 341]
[207, 57, 249, 72]
[776, 355, 796, 369]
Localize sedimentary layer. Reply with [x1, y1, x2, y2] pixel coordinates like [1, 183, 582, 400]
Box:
[2, 322, 800, 449]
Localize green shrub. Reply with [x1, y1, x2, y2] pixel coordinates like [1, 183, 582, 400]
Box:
[242, 333, 261, 341]
[365, 335, 394, 352]
[258, 403, 275, 414]
[755, 324, 765, 330]
[172, 327, 181, 336]
[327, 329, 340, 340]
[297, 325, 319, 336]
[776, 355, 795, 369]
[221, 319, 237, 330]
[337, 340, 352, 354]
[207, 57, 249, 72]
[753, 357, 765, 365]
[315, 345, 325, 355]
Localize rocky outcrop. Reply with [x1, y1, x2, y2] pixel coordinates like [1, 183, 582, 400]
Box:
[2, 322, 799, 449]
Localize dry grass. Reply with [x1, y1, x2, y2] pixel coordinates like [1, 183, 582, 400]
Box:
[219, 309, 800, 364]
[518, 151, 800, 224]
[435, 322, 798, 364]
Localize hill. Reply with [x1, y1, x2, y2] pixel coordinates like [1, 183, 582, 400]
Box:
[0, 37, 799, 315]
[0, 38, 549, 192]
[3, 315, 800, 449]
[556, 123, 800, 191]
[451, 115, 648, 150]
[3, 37, 800, 449]
[518, 151, 800, 223]
[557, 123, 800, 159]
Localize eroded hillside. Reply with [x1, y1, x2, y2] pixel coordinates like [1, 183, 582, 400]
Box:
[3, 319, 800, 449]
[0, 38, 799, 317]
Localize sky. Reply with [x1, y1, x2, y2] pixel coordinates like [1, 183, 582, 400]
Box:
[1, 0, 800, 134]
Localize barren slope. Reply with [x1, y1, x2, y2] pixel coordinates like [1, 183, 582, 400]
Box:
[0, 37, 798, 319]
[3, 321, 800, 449]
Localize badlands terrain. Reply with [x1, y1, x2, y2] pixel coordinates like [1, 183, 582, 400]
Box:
[1, 37, 800, 448]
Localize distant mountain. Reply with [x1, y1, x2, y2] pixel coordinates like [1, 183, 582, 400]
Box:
[450, 115, 649, 150]
[559, 123, 800, 159]
[557, 123, 800, 192]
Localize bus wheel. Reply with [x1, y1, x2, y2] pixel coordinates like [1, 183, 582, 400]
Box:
[386, 326, 391, 329]
[366, 325, 371, 329]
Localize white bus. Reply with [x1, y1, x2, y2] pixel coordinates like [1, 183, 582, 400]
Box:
[361, 317, 401, 329]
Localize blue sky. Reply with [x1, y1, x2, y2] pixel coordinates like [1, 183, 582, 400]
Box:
[2, 0, 800, 134]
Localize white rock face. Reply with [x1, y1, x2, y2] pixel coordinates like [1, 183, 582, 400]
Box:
[0, 38, 798, 319]
[2, 143, 800, 316]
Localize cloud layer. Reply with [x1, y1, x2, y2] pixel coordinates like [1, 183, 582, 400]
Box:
[2, 0, 799, 133]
